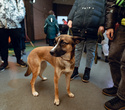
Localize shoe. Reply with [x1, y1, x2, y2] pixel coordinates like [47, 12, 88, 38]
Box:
[70, 67, 79, 80]
[104, 96, 125, 110]
[102, 86, 117, 96]
[22, 52, 26, 55]
[12, 54, 16, 57]
[0, 63, 9, 71]
[82, 67, 91, 83]
[97, 56, 101, 59]
[17, 59, 27, 67]
[21, 50, 26, 55]
[105, 56, 109, 63]
[1, 60, 4, 63]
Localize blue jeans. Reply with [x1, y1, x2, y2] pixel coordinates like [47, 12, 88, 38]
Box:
[75, 38, 97, 68]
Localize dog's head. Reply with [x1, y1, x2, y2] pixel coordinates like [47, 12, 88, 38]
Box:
[50, 34, 84, 57]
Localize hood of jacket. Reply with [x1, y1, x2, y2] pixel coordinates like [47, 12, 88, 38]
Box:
[46, 15, 57, 26]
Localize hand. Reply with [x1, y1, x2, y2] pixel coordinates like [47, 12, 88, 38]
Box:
[98, 26, 105, 34]
[68, 20, 72, 28]
[106, 29, 114, 40]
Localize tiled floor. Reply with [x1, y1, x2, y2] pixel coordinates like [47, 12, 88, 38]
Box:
[0, 40, 115, 110]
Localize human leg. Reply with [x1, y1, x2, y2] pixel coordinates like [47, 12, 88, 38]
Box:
[104, 51, 125, 110]
[117, 49, 125, 100]
[10, 29, 27, 67]
[10, 29, 21, 61]
[71, 40, 85, 80]
[82, 39, 96, 82]
[104, 26, 125, 109]
[0, 29, 9, 71]
[20, 37, 26, 55]
[49, 39, 55, 46]
[102, 28, 124, 96]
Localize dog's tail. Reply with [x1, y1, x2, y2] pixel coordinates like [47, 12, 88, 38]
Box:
[24, 66, 32, 77]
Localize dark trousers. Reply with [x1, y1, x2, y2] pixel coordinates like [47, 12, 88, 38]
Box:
[0, 28, 21, 64]
[108, 25, 125, 100]
[20, 37, 26, 51]
[49, 39, 55, 46]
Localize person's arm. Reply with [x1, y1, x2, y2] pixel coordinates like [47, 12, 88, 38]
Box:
[105, 0, 118, 29]
[105, 0, 119, 40]
[98, 0, 106, 34]
[55, 21, 59, 34]
[68, 0, 78, 28]
[44, 20, 48, 34]
[68, 0, 78, 21]
[99, 0, 106, 27]
[11, 0, 26, 23]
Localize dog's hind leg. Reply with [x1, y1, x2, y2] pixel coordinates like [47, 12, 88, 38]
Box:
[65, 74, 74, 98]
[39, 61, 47, 81]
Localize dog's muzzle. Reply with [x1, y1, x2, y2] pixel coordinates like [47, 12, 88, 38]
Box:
[50, 50, 55, 56]
[50, 49, 66, 57]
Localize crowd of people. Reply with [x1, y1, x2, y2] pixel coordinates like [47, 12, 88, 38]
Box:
[0, 0, 125, 109]
[67, 0, 125, 109]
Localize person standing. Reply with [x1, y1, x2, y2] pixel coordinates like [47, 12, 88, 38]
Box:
[68, 0, 105, 82]
[0, 0, 27, 71]
[62, 19, 67, 25]
[61, 18, 68, 34]
[44, 10, 59, 46]
[102, 0, 125, 109]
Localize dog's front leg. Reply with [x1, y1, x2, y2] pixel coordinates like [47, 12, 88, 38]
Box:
[65, 73, 74, 98]
[54, 72, 60, 106]
[31, 74, 39, 96]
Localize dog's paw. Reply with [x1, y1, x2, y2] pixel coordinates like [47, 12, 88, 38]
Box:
[42, 76, 47, 81]
[32, 91, 39, 96]
[68, 92, 74, 98]
[54, 99, 60, 106]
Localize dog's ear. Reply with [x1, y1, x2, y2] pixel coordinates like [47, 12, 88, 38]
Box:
[55, 36, 60, 42]
[72, 36, 85, 44]
[54, 36, 60, 45]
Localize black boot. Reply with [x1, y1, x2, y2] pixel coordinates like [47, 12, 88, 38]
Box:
[105, 56, 109, 63]
[0, 62, 9, 72]
[82, 67, 91, 83]
[102, 86, 117, 96]
[104, 96, 125, 110]
[71, 67, 79, 80]
[97, 56, 101, 60]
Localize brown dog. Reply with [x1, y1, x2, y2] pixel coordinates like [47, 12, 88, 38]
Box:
[24, 34, 84, 105]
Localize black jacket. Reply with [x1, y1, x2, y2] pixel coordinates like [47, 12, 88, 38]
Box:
[68, 0, 105, 39]
[105, 0, 125, 29]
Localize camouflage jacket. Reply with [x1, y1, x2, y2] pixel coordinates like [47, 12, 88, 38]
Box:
[0, 0, 25, 29]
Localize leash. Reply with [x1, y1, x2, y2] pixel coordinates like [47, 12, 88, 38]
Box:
[67, 28, 73, 36]
[69, 28, 73, 36]
[94, 31, 104, 64]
